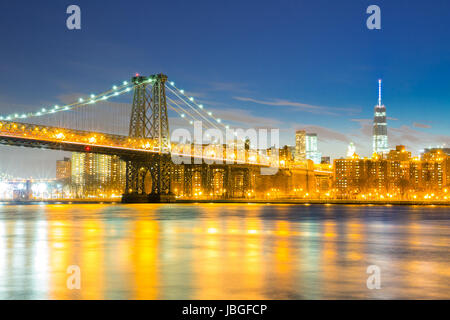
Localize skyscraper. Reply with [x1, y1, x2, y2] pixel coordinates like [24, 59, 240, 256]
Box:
[295, 130, 306, 162]
[373, 79, 389, 154]
[305, 133, 322, 164]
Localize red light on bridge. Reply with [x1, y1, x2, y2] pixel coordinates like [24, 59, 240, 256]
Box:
[85, 146, 91, 151]
[135, 73, 140, 77]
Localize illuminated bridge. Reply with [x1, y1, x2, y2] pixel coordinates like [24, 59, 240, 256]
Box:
[0, 74, 329, 202]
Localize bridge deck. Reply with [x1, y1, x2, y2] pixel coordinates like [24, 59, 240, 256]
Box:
[0, 120, 287, 168]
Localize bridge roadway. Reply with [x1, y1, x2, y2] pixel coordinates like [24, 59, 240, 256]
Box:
[0, 120, 278, 167]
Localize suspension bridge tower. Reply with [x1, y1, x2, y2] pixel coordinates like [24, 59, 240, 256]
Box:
[122, 73, 174, 203]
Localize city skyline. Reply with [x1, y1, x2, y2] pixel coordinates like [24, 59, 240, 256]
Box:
[0, 0, 450, 178]
[0, 1, 449, 303]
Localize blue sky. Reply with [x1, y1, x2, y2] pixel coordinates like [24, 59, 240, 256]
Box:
[0, 0, 449, 178]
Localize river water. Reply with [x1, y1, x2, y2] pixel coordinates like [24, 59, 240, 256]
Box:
[0, 203, 448, 299]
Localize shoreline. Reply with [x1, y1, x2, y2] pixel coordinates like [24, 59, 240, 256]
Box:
[0, 199, 449, 206]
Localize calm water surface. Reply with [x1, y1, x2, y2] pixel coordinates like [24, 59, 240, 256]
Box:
[0, 203, 448, 299]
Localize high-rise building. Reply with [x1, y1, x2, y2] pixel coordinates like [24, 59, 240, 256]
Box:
[422, 147, 450, 157]
[71, 152, 126, 198]
[387, 145, 411, 161]
[334, 146, 450, 199]
[305, 133, 322, 164]
[56, 157, 71, 180]
[295, 130, 306, 162]
[373, 79, 389, 154]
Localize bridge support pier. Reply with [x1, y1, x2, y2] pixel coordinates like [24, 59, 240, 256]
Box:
[121, 154, 175, 203]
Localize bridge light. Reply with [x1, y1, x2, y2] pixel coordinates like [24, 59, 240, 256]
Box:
[123, 81, 128, 85]
[225, 125, 229, 129]
[189, 97, 194, 102]
[0, 116, 3, 120]
[126, 87, 131, 92]
[6, 116, 11, 120]
[114, 92, 119, 96]
[90, 94, 95, 99]
[198, 104, 203, 109]
[170, 81, 175, 86]
[216, 118, 221, 123]
[54, 105, 59, 109]
[21, 114, 26, 118]
[180, 89, 184, 94]
[208, 112, 212, 116]
[181, 114, 185, 118]
[79, 98, 84, 103]
[102, 96, 107, 100]
[41, 108, 46, 112]
[112, 85, 117, 90]
[64, 106, 70, 110]
[14, 114, 18, 118]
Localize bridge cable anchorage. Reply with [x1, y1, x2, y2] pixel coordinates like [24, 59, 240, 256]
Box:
[0, 81, 133, 121]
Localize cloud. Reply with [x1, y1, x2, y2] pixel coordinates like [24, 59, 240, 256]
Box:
[234, 96, 361, 116]
[210, 107, 282, 129]
[350, 118, 373, 138]
[413, 122, 432, 129]
[297, 125, 349, 143]
[207, 82, 252, 94]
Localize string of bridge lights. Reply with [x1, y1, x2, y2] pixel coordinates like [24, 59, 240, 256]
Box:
[166, 80, 268, 154]
[166, 94, 222, 131]
[166, 81, 249, 145]
[0, 76, 247, 145]
[0, 80, 136, 121]
[0, 76, 231, 130]
[166, 81, 230, 131]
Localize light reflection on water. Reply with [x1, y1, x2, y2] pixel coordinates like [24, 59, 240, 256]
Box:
[0, 204, 448, 299]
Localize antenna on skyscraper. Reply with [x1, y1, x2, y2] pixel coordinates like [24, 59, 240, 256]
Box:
[378, 79, 382, 106]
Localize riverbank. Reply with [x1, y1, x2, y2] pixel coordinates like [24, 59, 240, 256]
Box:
[1, 199, 449, 206]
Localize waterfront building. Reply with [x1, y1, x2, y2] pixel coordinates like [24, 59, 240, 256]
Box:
[334, 146, 450, 199]
[71, 152, 126, 198]
[423, 147, 450, 157]
[387, 145, 411, 161]
[421, 149, 449, 192]
[56, 157, 71, 181]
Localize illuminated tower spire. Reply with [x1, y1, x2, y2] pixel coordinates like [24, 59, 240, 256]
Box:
[378, 79, 382, 107]
[373, 79, 389, 154]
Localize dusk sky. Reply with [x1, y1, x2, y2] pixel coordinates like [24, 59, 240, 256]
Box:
[1, 0, 450, 178]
